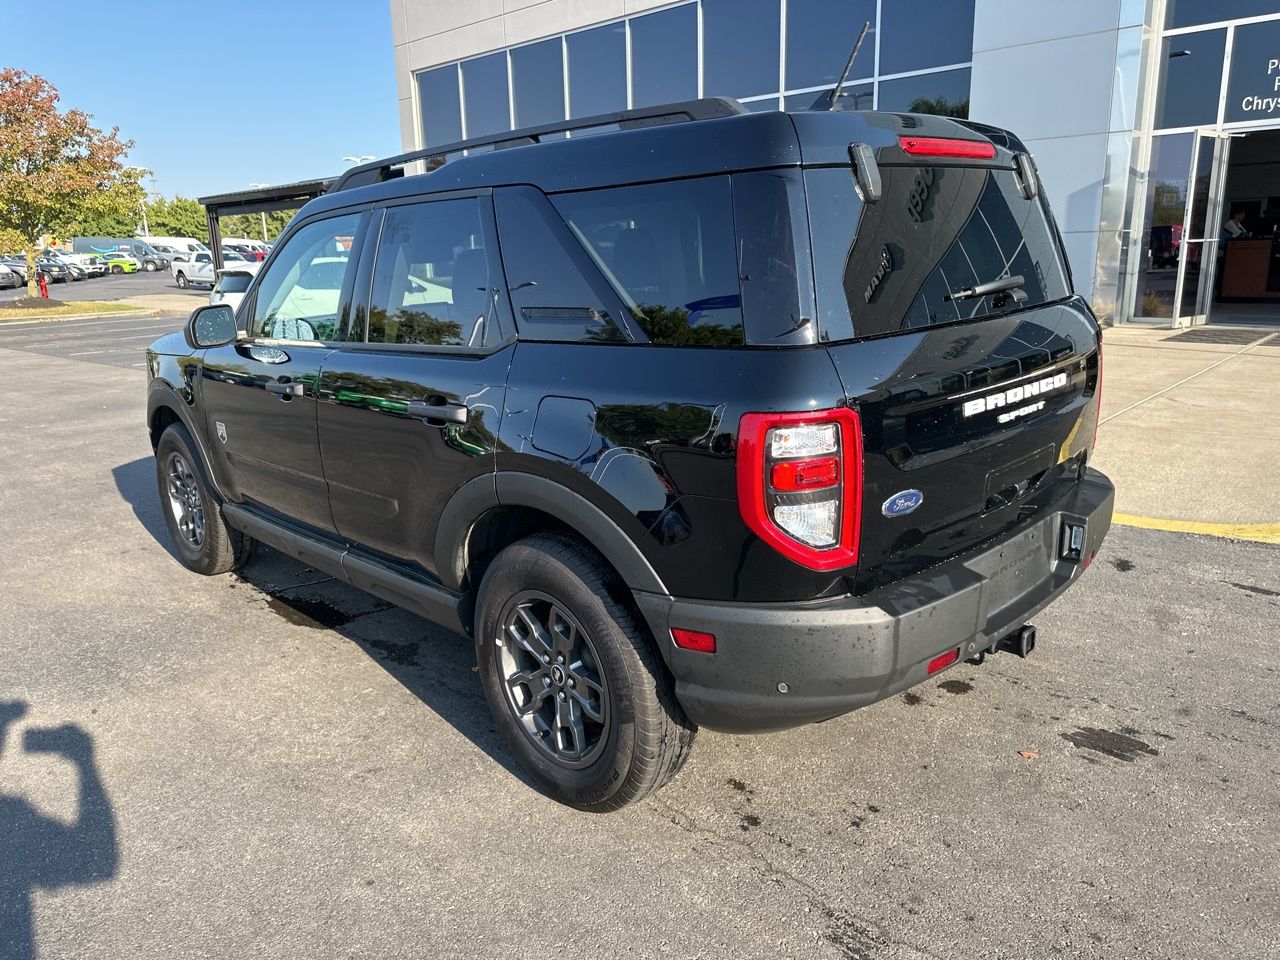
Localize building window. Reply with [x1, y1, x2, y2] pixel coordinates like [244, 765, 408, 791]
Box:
[417, 65, 461, 148]
[512, 38, 565, 128]
[878, 0, 975, 75]
[702, 0, 781, 100]
[877, 67, 971, 117]
[1224, 19, 1280, 125]
[1155, 29, 1227, 129]
[1165, 0, 1277, 29]
[461, 51, 510, 137]
[567, 23, 626, 118]
[630, 3, 697, 108]
[785, 0, 876, 92]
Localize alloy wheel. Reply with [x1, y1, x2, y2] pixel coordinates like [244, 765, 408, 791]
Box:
[165, 452, 205, 549]
[497, 591, 609, 768]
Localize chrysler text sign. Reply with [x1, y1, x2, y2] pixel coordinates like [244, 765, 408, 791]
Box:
[1226, 19, 1280, 123]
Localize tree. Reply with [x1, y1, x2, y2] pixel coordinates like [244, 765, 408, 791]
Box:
[65, 167, 146, 238]
[144, 196, 209, 243]
[0, 69, 133, 296]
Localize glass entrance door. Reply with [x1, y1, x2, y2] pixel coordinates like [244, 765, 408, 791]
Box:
[1173, 130, 1232, 326]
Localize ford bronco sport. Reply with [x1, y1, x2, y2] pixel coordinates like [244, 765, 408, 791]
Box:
[146, 99, 1112, 811]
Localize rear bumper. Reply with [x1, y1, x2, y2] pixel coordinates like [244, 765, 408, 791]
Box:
[635, 468, 1114, 733]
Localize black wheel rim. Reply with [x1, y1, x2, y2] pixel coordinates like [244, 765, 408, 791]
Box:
[165, 451, 205, 549]
[496, 591, 609, 768]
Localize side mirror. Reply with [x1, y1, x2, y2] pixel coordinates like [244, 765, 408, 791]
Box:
[184, 303, 239, 349]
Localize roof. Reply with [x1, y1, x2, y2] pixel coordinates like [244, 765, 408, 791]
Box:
[197, 178, 335, 217]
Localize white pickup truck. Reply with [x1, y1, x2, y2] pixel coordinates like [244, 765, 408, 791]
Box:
[171, 251, 216, 289]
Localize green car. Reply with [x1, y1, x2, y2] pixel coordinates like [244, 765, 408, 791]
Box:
[97, 252, 140, 274]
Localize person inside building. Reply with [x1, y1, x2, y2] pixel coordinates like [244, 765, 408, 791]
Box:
[1222, 208, 1250, 241]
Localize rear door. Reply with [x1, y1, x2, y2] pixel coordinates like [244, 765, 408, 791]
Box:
[806, 140, 1102, 590]
[316, 192, 513, 581]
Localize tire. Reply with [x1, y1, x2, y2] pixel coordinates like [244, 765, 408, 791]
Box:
[144, 261, 157, 271]
[475, 533, 695, 811]
[111, 264, 122, 274]
[175, 272, 188, 288]
[154, 423, 252, 576]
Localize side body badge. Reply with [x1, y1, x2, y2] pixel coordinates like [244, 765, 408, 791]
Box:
[882, 489, 924, 518]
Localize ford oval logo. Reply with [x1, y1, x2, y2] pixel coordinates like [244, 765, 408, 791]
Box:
[882, 489, 924, 518]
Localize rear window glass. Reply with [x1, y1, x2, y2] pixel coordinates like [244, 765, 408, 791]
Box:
[551, 177, 745, 347]
[806, 164, 1070, 341]
[216, 272, 254, 293]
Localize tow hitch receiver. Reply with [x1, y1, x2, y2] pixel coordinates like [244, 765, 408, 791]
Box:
[967, 624, 1038, 664]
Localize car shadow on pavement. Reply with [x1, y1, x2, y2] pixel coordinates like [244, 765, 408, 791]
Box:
[0, 702, 118, 960]
[111, 456, 532, 790]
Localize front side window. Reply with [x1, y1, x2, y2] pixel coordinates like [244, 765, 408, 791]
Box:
[250, 213, 359, 341]
[551, 177, 744, 346]
[367, 199, 500, 348]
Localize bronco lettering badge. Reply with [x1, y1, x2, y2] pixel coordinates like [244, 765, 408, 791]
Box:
[961, 372, 1068, 424]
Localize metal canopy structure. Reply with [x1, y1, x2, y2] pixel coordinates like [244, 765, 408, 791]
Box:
[196, 177, 334, 271]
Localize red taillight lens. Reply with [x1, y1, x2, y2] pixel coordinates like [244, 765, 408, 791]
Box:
[671, 628, 716, 653]
[770, 456, 840, 491]
[927, 648, 960, 674]
[736, 408, 862, 572]
[898, 135, 996, 160]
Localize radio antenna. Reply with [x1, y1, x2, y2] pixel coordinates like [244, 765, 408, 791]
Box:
[828, 20, 871, 111]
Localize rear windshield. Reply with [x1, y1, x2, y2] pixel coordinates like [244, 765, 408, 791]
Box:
[807, 164, 1071, 341]
[216, 272, 254, 293]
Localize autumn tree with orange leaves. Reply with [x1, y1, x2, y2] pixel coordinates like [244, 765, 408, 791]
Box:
[0, 68, 134, 297]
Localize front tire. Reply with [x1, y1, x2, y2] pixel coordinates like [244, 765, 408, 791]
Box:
[475, 534, 695, 811]
[175, 272, 188, 288]
[155, 423, 252, 575]
[111, 264, 122, 274]
[144, 261, 157, 271]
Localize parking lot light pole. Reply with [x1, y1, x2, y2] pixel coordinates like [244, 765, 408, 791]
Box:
[248, 183, 270, 242]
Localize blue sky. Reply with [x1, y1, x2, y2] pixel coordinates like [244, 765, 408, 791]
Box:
[1, 0, 401, 198]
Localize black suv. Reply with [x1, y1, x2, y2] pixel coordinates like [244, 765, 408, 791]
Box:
[146, 99, 1112, 811]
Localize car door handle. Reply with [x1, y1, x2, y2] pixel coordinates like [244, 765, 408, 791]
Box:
[406, 400, 469, 425]
[265, 381, 305, 397]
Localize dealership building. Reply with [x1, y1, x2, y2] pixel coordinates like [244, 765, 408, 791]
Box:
[389, 0, 1280, 328]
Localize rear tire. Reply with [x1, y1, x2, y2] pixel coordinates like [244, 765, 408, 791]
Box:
[475, 533, 695, 812]
[175, 272, 188, 288]
[155, 423, 252, 576]
[111, 264, 122, 274]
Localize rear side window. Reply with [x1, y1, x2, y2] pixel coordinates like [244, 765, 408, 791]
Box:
[551, 177, 744, 346]
[215, 272, 254, 293]
[367, 199, 502, 348]
[806, 164, 1071, 341]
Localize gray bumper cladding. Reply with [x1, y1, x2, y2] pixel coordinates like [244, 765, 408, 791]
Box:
[635, 469, 1115, 733]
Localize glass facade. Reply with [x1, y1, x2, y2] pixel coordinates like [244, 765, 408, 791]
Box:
[414, 0, 975, 145]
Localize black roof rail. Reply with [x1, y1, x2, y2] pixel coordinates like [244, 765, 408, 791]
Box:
[329, 97, 747, 194]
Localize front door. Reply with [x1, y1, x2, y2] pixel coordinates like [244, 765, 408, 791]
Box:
[318, 196, 512, 580]
[1174, 130, 1233, 327]
[199, 211, 364, 535]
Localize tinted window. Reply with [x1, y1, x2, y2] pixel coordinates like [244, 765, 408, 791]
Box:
[568, 23, 626, 118]
[743, 98, 780, 112]
[461, 52, 510, 137]
[494, 186, 626, 343]
[552, 177, 744, 347]
[1155, 29, 1226, 129]
[367, 199, 499, 348]
[1166, 0, 1276, 27]
[786, 0, 876, 91]
[805, 164, 1070, 340]
[417, 65, 462, 146]
[512, 38, 565, 128]
[877, 67, 970, 117]
[1224, 19, 1280, 124]
[703, 0, 780, 99]
[732, 170, 816, 345]
[251, 214, 359, 341]
[630, 4, 697, 108]
[215, 272, 254, 294]
[879, 0, 974, 74]
[788, 83, 873, 112]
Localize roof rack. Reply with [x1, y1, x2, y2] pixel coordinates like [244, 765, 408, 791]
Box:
[329, 97, 747, 194]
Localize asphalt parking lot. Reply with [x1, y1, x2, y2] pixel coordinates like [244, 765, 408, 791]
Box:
[0, 270, 202, 304]
[1, 322, 1277, 959]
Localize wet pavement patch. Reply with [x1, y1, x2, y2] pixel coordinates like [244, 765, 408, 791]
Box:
[901, 691, 923, 706]
[1112, 558, 1136, 572]
[265, 594, 359, 629]
[938, 679, 973, 695]
[1061, 727, 1160, 762]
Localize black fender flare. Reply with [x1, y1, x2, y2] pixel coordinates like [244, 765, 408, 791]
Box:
[147, 382, 227, 501]
[434, 471, 668, 596]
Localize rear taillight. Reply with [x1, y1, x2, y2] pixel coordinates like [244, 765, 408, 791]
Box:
[897, 135, 996, 160]
[736, 408, 862, 571]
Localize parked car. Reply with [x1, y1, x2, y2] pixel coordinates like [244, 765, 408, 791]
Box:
[71, 237, 169, 272]
[171, 250, 215, 288]
[98, 252, 140, 274]
[140, 236, 209, 258]
[41, 250, 88, 281]
[146, 99, 1111, 812]
[0, 264, 20, 289]
[1, 255, 61, 285]
[209, 263, 261, 311]
[221, 239, 269, 262]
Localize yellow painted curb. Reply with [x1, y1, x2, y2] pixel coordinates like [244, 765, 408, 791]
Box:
[1113, 513, 1280, 545]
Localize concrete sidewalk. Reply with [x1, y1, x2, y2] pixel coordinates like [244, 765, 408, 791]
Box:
[1094, 324, 1280, 533]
